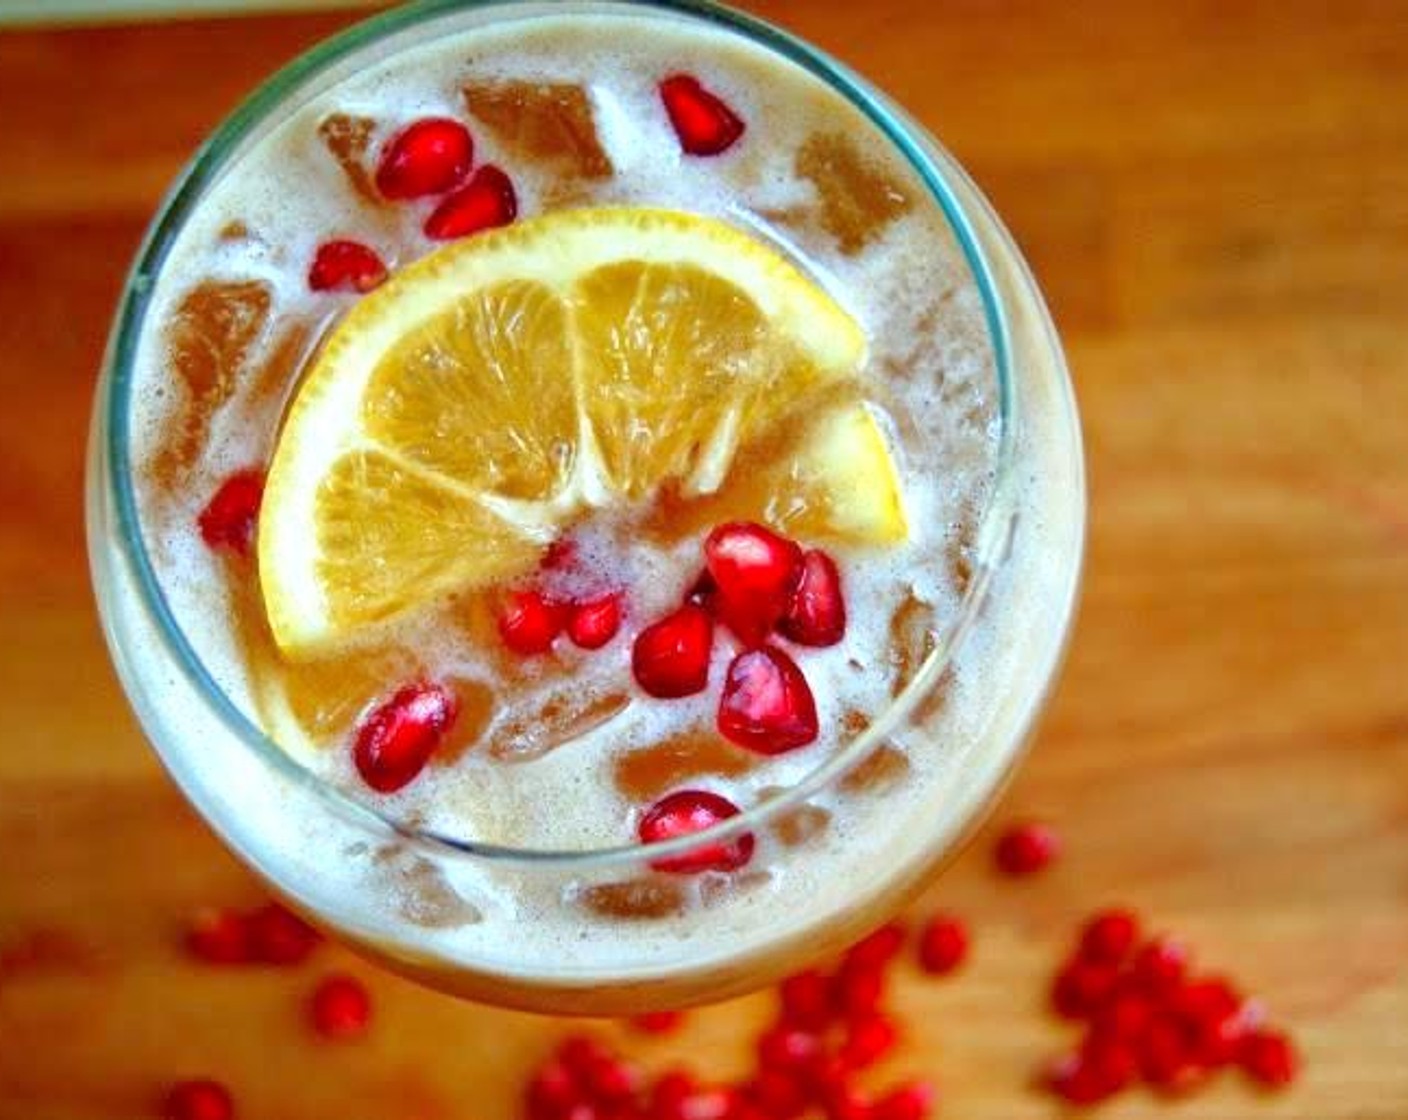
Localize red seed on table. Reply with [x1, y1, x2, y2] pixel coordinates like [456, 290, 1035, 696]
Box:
[424, 164, 517, 240]
[746, 1069, 808, 1120]
[649, 1069, 698, 1119]
[161, 1079, 234, 1120]
[184, 907, 252, 965]
[839, 1014, 898, 1070]
[819, 1079, 871, 1120]
[633, 604, 714, 698]
[778, 550, 846, 647]
[779, 969, 832, 1029]
[757, 1025, 822, 1072]
[568, 594, 625, 650]
[704, 522, 803, 647]
[832, 959, 885, 1018]
[1078, 908, 1140, 964]
[1051, 960, 1120, 1020]
[677, 1086, 740, 1120]
[1079, 1032, 1138, 1093]
[499, 590, 567, 655]
[527, 1060, 580, 1120]
[917, 914, 968, 976]
[844, 923, 905, 972]
[659, 74, 746, 156]
[638, 789, 754, 874]
[246, 902, 320, 966]
[197, 469, 263, 557]
[308, 973, 372, 1039]
[1167, 976, 1240, 1027]
[630, 1010, 685, 1035]
[559, 1035, 614, 1077]
[1093, 988, 1156, 1042]
[307, 239, 388, 293]
[352, 682, 459, 793]
[871, 1082, 934, 1120]
[993, 821, 1060, 876]
[1138, 1016, 1199, 1090]
[586, 1056, 641, 1103]
[1131, 936, 1189, 992]
[718, 647, 819, 754]
[1043, 1053, 1114, 1106]
[375, 117, 473, 199]
[1239, 1028, 1299, 1088]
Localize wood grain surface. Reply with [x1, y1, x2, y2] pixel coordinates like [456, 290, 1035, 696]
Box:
[2, 3, 1406, 1118]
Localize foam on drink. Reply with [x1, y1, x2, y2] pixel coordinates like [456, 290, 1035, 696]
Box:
[110, 6, 1083, 1002]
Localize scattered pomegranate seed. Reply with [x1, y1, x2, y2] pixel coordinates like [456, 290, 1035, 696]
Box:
[778, 550, 846, 647]
[587, 1056, 641, 1103]
[1051, 960, 1121, 1020]
[818, 1078, 871, 1120]
[746, 1069, 807, 1120]
[161, 1079, 234, 1120]
[1043, 1053, 1112, 1106]
[632, 604, 714, 698]
[704, 522, 803, 647]
[1168, 976, 1240, 1027]
[308, 973, 372, 1039]
[917, 914, 968, 976]
[757, 1026, 822, 1072]
[638, 789, 754, 874]
[526, 1060, 578, 1120]
[1093, 988, 1155, 1042]
[871, 1082, 934, 1120]
[678, 1085, 740, 1120]
[568, 594, 624, 650]
[424, 164, 517, 240]
[352, 681, 459, 793]
[832, 960, 885, 1018]
[307, 239, 388, 293]
[1239, 1028, 1298, 1088]
[1078, 909, 1140, 964]
[650, 1069, 698, 1117]
[839, 1014, 898, 1070]
[1131, 936, 1188, 993]
[717, 647, 818, 754]
[1079, 1033, 1138, 1093]
[499, 590, 567, 655]
[631, 1010, 686, 1035]
[844, 923, 905, 972]
[1137, 1016, 1196, 1089]
[375, 117, 473, 199]
[560, 1036, 614, 1079]
[246, 902, 320, 966]
[197, 469, 263, 556]
[779, 970, 832, 1030]
[184, 907, 252, 965]
[659, 74, 746, 156]
[993, 821, 1060, 876]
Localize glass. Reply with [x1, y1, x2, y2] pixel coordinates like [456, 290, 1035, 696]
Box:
[87, 0, 1084, 1013]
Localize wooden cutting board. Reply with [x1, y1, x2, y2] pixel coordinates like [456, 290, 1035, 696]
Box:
[1, 3, 1405, 1118]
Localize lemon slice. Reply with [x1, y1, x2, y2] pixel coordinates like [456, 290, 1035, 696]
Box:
[260, 207, 889, 657]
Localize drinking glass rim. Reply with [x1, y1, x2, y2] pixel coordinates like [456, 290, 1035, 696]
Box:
[100, 0, 1022, 871]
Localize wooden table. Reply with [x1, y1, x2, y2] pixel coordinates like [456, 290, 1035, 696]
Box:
[2, 3, 1405, 1117]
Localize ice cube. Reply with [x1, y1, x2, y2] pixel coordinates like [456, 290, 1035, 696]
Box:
[317, 112, 380, 203]
[613, 729, 761, 801]
[487, 689, 631, 762]
[887, 589, 937, 697]
[150, 280, 271, 489]
[795, 132, 913, 254]
[463, 81, 612, 180]
[577, 878, 685, 920]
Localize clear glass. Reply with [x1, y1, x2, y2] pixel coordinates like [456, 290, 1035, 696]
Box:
[87, 0, 1085, 1013]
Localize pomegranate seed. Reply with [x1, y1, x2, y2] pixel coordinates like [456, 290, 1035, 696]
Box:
[679, 1086, 739, 1120]
[820, 1079, 871, 1120]
[833, 960, 885, 1018]
[917, 914, 968, 976]
[568, 594, 624, 650]
[543, 538, 580, 571]
[757, 1026, 822, 1071]
[308, 973, 372, 1039]
[650, 1070, 698, 1119]
[746, 1070, 807, 1120]
[839, 1014, 898, 1070]
[560, 1036, 614, 1078]
[871, 1082, 934, 1120]
[246, 902, 319, 966]
[1078, 908, 1140, 964]
[184, 908, 251, 965]
[1080, 1032, 1137, 1093]
[803, 1054, 851, 1102]
[1042, 1053, 1113, 1105]
[993, 821, 1060, 876]
[779, 970, 832, 1029]
[197, 469, 263, 556]
[162, 1079, 234, 1120]
[630, 1010, 685, 1035]
[1188, 1006, 1251, 1068]
[718, 647, 819, 754]
[844, 923, 905, 972]
[424, 164, 517, 240]
[778, 550, 846, 647]
[586, 1057, 641, 1103]
[375, 117, 473, 199]
[1131, 937, 1189, 992]
[1051, 960, 1120, 1020]
[638, 789, 754, 874]
[632, 604, 713, 698]
[1093, 988, 1155, 1042]
[307, 239, 388, 293]
[352, 681, 459, 793]
[499, 590, 567, 655]
[704, 522, 803, 647]
[563, 1105, 602, 1120]
[659, 74, 746, 156]
[1138, 1016, 1197, 1088]
[1167, 976, 1240, 1027]
[527, 1060, 580, 1120]
[1239, 1028, 1299, 1088]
